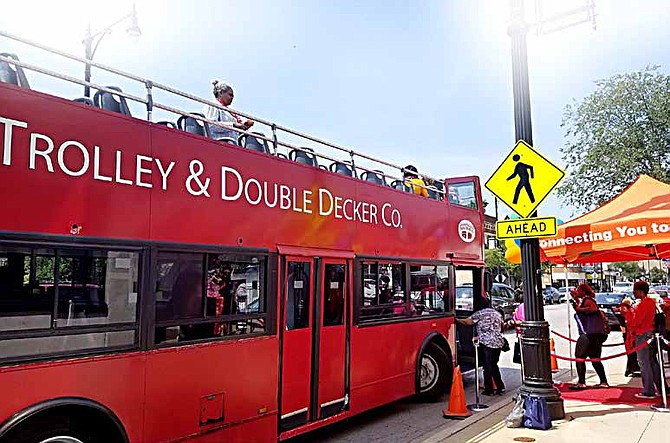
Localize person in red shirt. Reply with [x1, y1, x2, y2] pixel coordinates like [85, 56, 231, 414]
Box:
[629, 281, 666, 399]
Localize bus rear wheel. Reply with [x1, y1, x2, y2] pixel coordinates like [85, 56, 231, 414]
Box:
[417, 342, 452, 401]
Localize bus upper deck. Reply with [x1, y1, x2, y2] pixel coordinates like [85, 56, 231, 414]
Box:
[0, 29, 484, 264]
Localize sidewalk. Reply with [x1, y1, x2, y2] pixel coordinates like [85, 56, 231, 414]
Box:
[421, 363, 670, 443]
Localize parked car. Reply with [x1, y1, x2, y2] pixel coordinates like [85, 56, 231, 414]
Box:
[612, 282, 634, 293]
[543, 286, 561, 304]
[594, 292, 626, 330]
[651, 285, 669, 300]
[489, 283, 519, 322]
[557, 286, 575, 303]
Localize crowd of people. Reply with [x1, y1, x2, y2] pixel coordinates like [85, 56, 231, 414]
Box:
[460, 280, 669, 401]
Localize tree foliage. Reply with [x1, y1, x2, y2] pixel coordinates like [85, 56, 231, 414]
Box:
[649, 267, 667, 284]
[610, 261, 643, 281]
[558, 66, 670, 214]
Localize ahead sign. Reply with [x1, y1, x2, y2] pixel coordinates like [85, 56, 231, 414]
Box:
[496, 216, 558, 240]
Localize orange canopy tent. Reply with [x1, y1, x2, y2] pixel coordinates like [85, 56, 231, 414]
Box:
[539, 175, 670, 264]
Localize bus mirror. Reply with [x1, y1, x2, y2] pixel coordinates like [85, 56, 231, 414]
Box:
[484, 271, 493, 294]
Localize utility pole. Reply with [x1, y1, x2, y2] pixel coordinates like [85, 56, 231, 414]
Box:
[508, 0, 564, 420]
[508, 0, 595, 420]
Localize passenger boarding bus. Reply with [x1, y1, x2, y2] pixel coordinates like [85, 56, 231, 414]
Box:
[0, 33, 485, 442]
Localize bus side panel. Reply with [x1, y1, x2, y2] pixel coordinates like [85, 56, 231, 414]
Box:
[184, 414, 277, 443]
[0, 354, 146, 441]
[0, 86, 151, 240]
[143, 336, 278, 442]
[349, 317, 451, 413]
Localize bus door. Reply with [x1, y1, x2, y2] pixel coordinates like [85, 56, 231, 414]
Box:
[279, 253, 349, 431]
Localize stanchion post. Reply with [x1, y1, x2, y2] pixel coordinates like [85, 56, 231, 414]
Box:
[468, 335, 489, 411]
[567, 299, 573, 377]
[651, 333, 670, 413]
[518, 333, 525, 383]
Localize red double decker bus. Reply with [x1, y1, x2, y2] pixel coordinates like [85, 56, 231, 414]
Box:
[0, 33, 486, 442]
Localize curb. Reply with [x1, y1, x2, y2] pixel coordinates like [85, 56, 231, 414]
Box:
[415, 368, 572, 443]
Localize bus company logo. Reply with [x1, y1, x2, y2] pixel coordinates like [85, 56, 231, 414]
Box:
[458, 220, 476, 243]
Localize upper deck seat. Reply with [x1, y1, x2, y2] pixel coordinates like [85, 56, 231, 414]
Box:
[432, 181, 445, 201]
[93, 86, 132, 116]
[73, 97, 95, 106]
[155, 120, 176, 129]
[216, 136, 239, 146]
[330, 161, 356, 178]
[0, 53, 30, 88]
[289, 147, 318, 167]
[390, 179, 412, 193]
[361, 170, 386, 186]
[177, 113, 210, 137]
[239, 132, 270, 154]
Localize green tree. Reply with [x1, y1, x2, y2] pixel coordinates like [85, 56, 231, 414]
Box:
[611, 261, 644, 281]
[649, 266, 666, 284]
[558, 66, 670, 213]
[484, 248, 521, 284]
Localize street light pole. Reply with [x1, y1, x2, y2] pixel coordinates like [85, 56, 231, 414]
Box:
[82, 4, 141, 98]
[509, 0, 565, 420]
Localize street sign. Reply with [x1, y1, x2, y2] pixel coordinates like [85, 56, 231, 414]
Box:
[485, 140, 565, 218]
[495, 274, 506, 283]
[496, 216, 558, 240]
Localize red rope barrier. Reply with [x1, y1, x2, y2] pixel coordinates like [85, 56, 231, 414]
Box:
[550, 329, 624, 347]
[551, 337, 653, 363]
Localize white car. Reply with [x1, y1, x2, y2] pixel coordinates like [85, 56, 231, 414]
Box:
[613, 282, 634, 293]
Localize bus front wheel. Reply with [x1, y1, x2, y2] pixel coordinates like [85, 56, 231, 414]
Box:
[417, 342, 452, 401]
[3, 413, 119, 443]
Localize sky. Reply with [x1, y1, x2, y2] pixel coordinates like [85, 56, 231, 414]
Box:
[2, 0, 669, 222]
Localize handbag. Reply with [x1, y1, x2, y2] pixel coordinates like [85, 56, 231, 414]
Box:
[513, 341, 522, 364]
[501, 337, 511, 352]
[654, 306, 666, 335]
[523, 395, 552, 430]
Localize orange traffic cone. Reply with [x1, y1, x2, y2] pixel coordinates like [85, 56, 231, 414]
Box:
[442, 365, 472, 419]
[550, 338, 559, 373]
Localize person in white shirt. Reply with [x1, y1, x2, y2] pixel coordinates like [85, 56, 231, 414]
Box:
[203, 80, 253, 140]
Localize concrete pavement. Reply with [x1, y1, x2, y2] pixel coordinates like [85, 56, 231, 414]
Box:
[418, 303, 670, 443]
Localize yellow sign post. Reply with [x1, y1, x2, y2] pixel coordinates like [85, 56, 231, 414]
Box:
[485, 140, 565, 218]
[496, 216, 558, 240]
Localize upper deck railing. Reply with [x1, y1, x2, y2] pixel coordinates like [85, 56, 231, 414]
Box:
[0, 30, 453, 200]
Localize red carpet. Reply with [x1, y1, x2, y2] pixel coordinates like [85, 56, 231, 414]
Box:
[557, 383, 659, 407]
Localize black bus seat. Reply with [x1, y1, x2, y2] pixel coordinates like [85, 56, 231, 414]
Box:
[361, 170, 386, 186]
[330, 161, 356, 178]
[73, 97, 95, 106]
[239, 132, 270, 154]
[93, 86, 132, 116]
[155, 120, 177, 129]
[177, 113, 210, 137]
[289, 147, 318, 167]
[0, 53, 30, 88]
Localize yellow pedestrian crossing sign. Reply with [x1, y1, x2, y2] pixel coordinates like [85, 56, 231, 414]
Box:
[485, 140, 565, 218]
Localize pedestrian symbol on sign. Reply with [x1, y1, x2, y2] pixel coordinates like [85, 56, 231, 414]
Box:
[507, 154, 535, 204]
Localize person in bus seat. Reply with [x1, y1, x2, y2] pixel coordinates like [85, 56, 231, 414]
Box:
[403, 165, 428, 198]
[172, 265, 214, 342]
[379, 275, 393, 304]
[203, 80, 254, 140]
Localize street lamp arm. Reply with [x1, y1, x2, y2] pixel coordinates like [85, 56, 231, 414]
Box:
[90, 30, 112, 61]
[86, 12, 134, 44]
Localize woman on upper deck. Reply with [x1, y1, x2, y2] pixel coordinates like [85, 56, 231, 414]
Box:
[203, 80, 254, 141]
